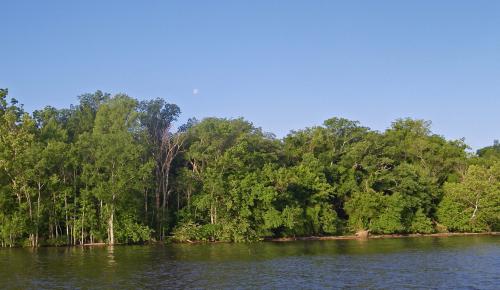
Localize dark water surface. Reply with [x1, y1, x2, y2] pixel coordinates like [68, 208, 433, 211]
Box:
[1, 236, 498, 289]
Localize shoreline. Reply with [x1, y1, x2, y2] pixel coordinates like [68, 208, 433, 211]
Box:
[2, 232, 498, 248]
[265, 232, 500, 242]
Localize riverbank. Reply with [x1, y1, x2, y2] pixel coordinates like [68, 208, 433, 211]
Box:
[266, 232, 500, 242]
[167, 231, 500, 244]
[2, 232, 498, 248]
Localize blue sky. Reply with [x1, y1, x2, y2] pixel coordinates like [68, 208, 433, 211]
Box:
[1, 1, 499, 150]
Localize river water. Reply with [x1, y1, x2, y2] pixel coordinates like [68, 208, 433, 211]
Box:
[1, 236, 498, 289]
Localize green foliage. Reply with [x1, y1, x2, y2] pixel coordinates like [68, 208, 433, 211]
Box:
[171, 221, 202, 242]
[171, 221, 224, 242]
[0, 87, 497, 247]
[437, 163, 499, 232]
[319, 205, 338, 234]
[370, 194, 407, 234]
[410, 209, 434, 234]
[45, 236, 68, 247]
[345, 191, 382, 231]
[116, 214, 152, 243]
[0, 212, 25, 247]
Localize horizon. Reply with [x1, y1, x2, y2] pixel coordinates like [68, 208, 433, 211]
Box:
[2, 1, 499, 150]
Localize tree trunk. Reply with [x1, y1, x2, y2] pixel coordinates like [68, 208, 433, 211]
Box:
[144, 186, 148, 223]
[65, 193, 69, 244]
[471, 199, 479, 219]
[108, 207, 115, 245]
[161, 171, 170, 240]
[36, 182, 42, 247]
[25, 191, 34, 247]
[81, 204, 85, 245]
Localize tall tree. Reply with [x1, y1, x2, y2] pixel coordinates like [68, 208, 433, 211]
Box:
[139, 99, 181, 239]
[84, 95, 152, 244]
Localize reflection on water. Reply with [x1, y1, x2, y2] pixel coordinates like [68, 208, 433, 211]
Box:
[106, 246, 116, 267]
[0, 236, 498, 289]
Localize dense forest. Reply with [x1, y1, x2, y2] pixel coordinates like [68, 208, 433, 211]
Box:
[0, 89, 498, 247]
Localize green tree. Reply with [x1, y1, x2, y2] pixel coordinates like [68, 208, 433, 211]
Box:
[438, 163, 499, 232]
[0, 90, 37, 246]
[83, 95, 153, 244]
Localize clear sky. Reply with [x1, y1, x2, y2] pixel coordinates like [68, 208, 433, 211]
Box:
[2, 1, 499, 150]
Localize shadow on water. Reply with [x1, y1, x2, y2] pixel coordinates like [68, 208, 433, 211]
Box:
[162, 235, 498, 261]
[0, 236, 498, 289]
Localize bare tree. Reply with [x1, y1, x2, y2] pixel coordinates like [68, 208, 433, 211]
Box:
[158, 125, 185, 239]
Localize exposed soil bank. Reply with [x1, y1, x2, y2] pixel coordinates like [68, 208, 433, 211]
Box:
[266, 232, 500, 242]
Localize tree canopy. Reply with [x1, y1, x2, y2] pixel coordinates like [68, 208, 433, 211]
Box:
[0, 89, 498, 247]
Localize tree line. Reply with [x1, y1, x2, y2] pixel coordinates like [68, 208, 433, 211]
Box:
[0, 89, 498, 247]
